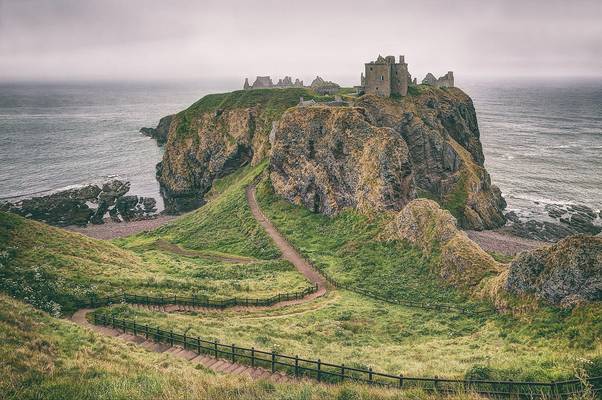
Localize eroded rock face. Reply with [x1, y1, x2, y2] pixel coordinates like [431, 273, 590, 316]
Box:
[506, 235, 602, 307]
[392, 199, 502, 289]
[140, 115, 174, 145]
[270, 107, 414, 215]
[355, 89, 506, 230]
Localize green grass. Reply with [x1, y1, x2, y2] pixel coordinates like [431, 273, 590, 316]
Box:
[122, 162, 280, 259]
[174, 88, 334, 140]
[255, 177, 478, 309]
[99, 289, 601, 382]
[3, 293, 466, 400]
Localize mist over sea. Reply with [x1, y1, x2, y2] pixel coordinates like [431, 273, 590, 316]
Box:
[0, 79, 600, 219]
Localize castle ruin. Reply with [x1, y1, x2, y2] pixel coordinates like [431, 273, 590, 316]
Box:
[243, 76, 304, 90]
[357, 54, 454, 97]
[422, 72, 454, 88]
[357, 55, 411, 97]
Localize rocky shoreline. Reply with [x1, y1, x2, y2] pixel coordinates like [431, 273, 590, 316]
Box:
[1, 180, 159, 227]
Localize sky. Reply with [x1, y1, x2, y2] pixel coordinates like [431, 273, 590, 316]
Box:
[0, 0, 601, 85]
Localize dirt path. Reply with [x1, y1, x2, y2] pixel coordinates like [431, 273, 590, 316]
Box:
[245, 185, 327, 292]
[70, 309, 296, 383]
[465, 229, 545, 256]
[68, 185, 331, 380]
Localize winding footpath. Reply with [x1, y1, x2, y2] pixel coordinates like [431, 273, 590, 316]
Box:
[70, 185, 328, 382]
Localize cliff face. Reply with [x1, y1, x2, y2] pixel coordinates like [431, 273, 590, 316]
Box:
[354, 88, 506, 229]
[156, 86, 505, 228]
[140, 115, 173, 145]
[156, 88, 321, 213]
[270, 107, 414, 215]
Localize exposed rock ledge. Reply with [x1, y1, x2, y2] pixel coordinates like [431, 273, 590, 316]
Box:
[140, 115, 174, 146]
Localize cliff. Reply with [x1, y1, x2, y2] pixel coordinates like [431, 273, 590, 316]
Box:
[270, 106, 414, 215]
[156, 88, 327, 212]
[354, 87, 506, 229]
[155, 86, 506, 229]
[140, 114, 173, 145]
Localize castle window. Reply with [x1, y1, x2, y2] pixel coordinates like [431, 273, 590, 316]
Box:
[381, 75, 384, 80]
[370, 67, 373, 71]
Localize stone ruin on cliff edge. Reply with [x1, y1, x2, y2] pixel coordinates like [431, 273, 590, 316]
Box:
[243, 76, 304, 90]
[356, 54, 454, 97]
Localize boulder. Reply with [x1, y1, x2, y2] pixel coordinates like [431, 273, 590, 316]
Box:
[270, 106, 415, 215]
[392, 199, 502, 289]
[506, 235, 602, 308]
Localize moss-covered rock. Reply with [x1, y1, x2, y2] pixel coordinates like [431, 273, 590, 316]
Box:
[393, 199, 502, 289]
[506, 235, 602, 308]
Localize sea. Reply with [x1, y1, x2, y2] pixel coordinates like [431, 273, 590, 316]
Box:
[0, 79, 600, 218]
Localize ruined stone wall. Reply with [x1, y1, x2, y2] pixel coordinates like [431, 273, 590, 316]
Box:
[364, 63, 392, 97]
[391, 63, 409, 96]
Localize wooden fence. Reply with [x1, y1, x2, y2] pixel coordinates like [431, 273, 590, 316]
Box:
[93, 313, 601, 399]
[86, 283, 318, 310]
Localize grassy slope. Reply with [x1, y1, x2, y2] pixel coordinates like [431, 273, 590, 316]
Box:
[0, 164, 313, 314]
[125, 162, 280, 259]
[2, 293, 462, 400]
[103, 173, 601, 381]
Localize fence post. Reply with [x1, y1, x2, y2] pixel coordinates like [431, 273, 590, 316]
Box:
[295, 355, 299, 378]
[183, 332, 187, 349]
[341, 364, 345, 382]
[214, 340, 218, 358]
[133, 321, 137, 336]
[174, 294, 177, 305]
[251, 347, 255, 368]
[434, 375, 439, 392]
[231, 344, 236, 363]
[170, 330, 174, 347]
[145, 324, 149, 340]
[196, 337, 201, 354]
[399, 373, 404, 388]
[369, 367, 373, 385]
[317, 359, 322, 382]
[508, 379, 513, 398]
[271, 351, 276, 373]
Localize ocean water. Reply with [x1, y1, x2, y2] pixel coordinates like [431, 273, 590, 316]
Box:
[0, 81, 228, 210]
[0, 79, 600, 219]
[462, 79, 602, 220]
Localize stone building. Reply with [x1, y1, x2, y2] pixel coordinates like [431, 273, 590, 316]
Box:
[357, 55, 410, 97]
[422, 71, 454, 88]
[243, 76, 304, 90]
[310, 76, 340, 95]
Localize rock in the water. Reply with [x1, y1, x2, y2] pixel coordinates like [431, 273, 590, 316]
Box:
[270, 106, 415, 215]
[502, 203, 601, 242]
[506, 235, 602, 308]
[140, 115, 174, 145]
[5, 180, 158, 227]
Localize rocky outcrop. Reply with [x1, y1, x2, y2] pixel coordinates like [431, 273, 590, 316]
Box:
[502, 204, 601, 242]
[140, 114, 174, 146]
[391, 199, 502, 289]
[154, 87, 505, 226]
[3, 180, 157, 227]
[355, 88, 506, 230]
[155, 89, 320, 213]
[270, 107, 414, 215]
[506, 235, 602, 308]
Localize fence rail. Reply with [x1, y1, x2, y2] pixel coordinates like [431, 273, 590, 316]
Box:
[93, 313, 601, 399]
[86, 283, 318, 310]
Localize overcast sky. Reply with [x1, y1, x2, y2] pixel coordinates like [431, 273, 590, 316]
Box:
[0, 0, 600, 84]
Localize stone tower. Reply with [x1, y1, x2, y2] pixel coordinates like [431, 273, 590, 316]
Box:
[361, 55, 409, 97]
